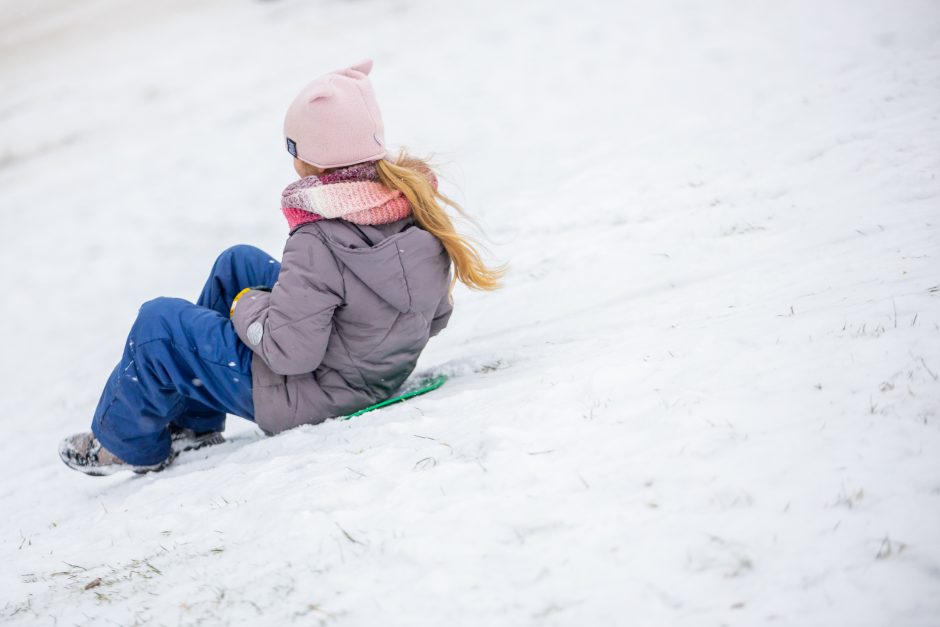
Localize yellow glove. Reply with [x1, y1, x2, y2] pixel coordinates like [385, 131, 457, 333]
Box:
[229, 287, 253, 319]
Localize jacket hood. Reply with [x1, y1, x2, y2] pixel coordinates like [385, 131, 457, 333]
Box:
[312, 221, 449, 314]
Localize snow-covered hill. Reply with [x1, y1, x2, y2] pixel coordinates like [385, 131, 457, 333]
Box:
[2, 1, 938, 625]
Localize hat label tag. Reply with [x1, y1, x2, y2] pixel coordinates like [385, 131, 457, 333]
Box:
[286, 137, 298, 157]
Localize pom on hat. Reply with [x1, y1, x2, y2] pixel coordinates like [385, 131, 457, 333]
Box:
[284, 59, 387, 169]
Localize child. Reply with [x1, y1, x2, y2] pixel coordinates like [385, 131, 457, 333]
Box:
[59, 60, 502, 476]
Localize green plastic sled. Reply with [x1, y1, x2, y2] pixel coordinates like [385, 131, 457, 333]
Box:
[342, 375, 448, 420]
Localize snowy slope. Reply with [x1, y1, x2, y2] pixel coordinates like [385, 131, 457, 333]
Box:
[2, 0, 939, 625]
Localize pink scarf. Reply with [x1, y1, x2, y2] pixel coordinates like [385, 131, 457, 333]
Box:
[281, 162, 412, 231]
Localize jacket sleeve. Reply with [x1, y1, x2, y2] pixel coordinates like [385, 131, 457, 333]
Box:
[232, 231, 343, 375]
[429, 291, 453, 337]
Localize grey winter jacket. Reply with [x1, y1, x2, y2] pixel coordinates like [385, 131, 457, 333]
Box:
[232, 217, 452, 434]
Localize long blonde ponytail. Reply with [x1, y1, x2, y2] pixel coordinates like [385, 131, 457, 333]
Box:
[376, 152, 504, 291]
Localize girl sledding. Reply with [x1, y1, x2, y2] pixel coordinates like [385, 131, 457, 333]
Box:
[60, 60, 502, 476]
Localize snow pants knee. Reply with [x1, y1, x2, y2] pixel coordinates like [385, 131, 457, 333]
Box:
[91, 245, 280, 465]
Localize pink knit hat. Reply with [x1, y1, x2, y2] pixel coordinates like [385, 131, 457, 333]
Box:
[284, 59, 387, 169]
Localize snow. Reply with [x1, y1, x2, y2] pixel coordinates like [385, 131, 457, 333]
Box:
[2, 0, 939, 624]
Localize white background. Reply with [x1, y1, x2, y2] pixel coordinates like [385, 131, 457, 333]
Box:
[1, 0, 938, 625]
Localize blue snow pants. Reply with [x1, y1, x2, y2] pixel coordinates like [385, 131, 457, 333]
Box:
[90, 245, 281, 466]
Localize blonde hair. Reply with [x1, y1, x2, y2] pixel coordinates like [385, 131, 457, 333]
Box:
[375, 151, 504, 291]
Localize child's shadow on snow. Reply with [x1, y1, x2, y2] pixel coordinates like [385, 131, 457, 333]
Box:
[118, 428, 269, 483]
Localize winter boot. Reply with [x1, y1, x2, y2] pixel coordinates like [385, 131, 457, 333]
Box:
[169, 424, 225, 455]
[58, 432, 170, 476]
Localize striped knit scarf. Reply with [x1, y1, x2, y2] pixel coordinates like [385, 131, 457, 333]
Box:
[281, 162, 412, 231]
